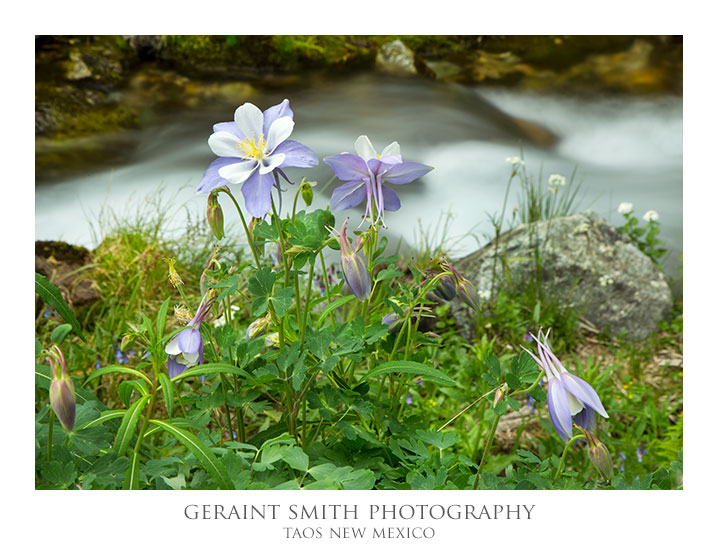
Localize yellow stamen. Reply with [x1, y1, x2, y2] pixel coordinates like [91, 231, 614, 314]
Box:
[236, 134, 267, 159]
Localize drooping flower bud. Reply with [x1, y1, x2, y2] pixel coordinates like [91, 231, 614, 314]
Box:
[435, 275, 457, 302]
[587, 432, 614, 481]
[456, 276, 481, 311]
[207, 191, 225, 240]
[329, 219, 372, 301]
[381, 312, 402, 334]
[47, 345, 75, 432]
[493, 385, 506, 408]
[264, 332, 280, 349]
[246, 316, 271, 340]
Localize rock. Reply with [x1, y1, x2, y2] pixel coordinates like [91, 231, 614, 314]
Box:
[375, 40, 417, 76]
[35, 241, 101, 308]
[422, 60, 464, 81]
[453, 210, 672, 340]
[64, 50, 92, 80]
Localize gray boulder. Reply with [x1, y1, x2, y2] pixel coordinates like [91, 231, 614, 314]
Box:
[375, 40, 417, 76]
[453, 210, 673, 340]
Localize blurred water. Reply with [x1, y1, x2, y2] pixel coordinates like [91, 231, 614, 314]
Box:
[35, 72, 682, 274]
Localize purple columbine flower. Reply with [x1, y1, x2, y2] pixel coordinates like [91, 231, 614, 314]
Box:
[521, 328, 609, 442]
[329, 218, 371, 301]
[165, 295, 214, 378]
[325, 135, 433, 228]
[197, 99, 318, 218]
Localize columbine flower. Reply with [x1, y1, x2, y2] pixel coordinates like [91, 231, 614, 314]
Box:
[505, 156, 524, 165]
[521, 329, 608, 442]
[329, 218, 371, 301]
[165, 294, 214, 378]
[198, 99, 318, 218]
[325, 135, 432, 228]
[642, 210, 659, 222]
[617, 202, 633, 214]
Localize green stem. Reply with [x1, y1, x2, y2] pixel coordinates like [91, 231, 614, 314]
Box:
[553, 433, 586, 483]
[221, 188, 261, 268]
[319, 251, 336, 329]
[300, 261, 315, 348]
[47, 411, 54, 462]
[472, 412, 501, 490]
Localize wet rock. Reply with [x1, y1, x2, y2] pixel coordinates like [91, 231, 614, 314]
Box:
[453, 210, 673, 340]
[376, 40, 417, 77]
[35, 241, 101, 307]
[64, 50, 92, 80]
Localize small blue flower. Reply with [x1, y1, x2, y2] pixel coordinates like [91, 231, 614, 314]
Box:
[406, 393, 412, 405]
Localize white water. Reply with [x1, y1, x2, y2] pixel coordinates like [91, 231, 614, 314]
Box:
[35, 73, 682, 272]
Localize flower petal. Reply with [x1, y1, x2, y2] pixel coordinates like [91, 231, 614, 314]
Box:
[213, 121, 244, 139]
[208, 131, 244, 158]
[263, 99, 293, 136]
[381, 186, 401, 212]
[380, 141, 401, 159]
[259, 153, 286, 175]
[218, 160, 258, 184]
[273, 139, 319, 168]
[574, 406, 596, 431]
[354, 135, 377, 161]
[178, 328, 202, 354]
[167, 356, 187, 379]
[266, 116, 295, 152]
[547, 377, 573, 442]
[197, 157, 237, 194]
[241, 170, 274, 218]
[382, 161, 433, 184]
[560, 373, 609, 419]
[165, 336, 181, 356]
[234, 103, 264, 139]
[329, 179, 366, 211]
[324, 153, 369, 180]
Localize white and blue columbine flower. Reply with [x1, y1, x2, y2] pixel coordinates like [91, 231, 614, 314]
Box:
[165, 295, 214, 378]
[198, 99, 318, 218]
[522, 329, 608, 442]
[325, 135, 432, 228]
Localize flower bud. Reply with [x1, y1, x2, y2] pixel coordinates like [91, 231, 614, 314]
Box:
[493, 385, 506, 408]
[381, 312, 402, 334]
[207, 191, 225, 240]
[47, 345, 75, 432]
[246, 316, 271, 340]
[456, 276, 481, 311]
[330, 219, 372, 301]
[435, 275, 457, 301]
[264, 332, 280, 349]
[587, 434, 614, 481]
[301, 180, 315, 206]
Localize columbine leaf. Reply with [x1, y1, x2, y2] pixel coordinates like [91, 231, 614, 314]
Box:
[364, 361, 455, 387]
[35, 272, 85, 341]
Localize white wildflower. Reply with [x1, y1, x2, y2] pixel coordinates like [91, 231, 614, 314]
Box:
[617, 202, 633, 214]
[642, 210, 659, 222]
[548, 174, 567, 188]
[505, 156, 524, 165]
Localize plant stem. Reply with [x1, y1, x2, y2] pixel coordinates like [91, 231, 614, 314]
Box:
[472, 412, 501, 490]
[47, 411, 55, 462]
[553, 433, 586, 483]
[221, 188, 262, 268]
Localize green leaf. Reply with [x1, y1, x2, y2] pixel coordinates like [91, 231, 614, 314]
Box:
[375, 265, 403, 282]
[157, 373, 174, 417]
[170, 362, 254, 383]
[149, 419, 233, 489]
[50, 323, 73, 345]
[363, 360, 455, 387]
[281, 445, 309, 473]
[156, 297, 171, 338]
[75, 409, 127, 431]
[114, 394, 151, 456]
[83, 365, 153, 387]
[35, 272, 85, 341]
[270, 287, 294, 318]
[123, 450, 141, 490]
[317, 295, 355, 325]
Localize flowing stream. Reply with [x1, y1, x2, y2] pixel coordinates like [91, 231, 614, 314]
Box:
[35, 72, 682, 274]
